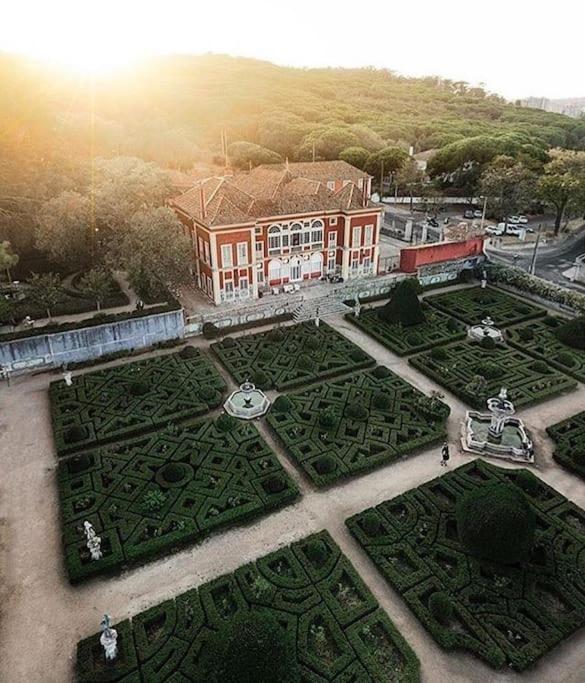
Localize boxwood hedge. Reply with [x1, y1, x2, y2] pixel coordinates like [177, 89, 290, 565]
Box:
[76, 531, 420, 682]
[547, 410, 585, 480]
[347, 459, 585, 671]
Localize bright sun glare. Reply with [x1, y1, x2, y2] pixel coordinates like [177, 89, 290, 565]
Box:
[25, 43, 145, 76]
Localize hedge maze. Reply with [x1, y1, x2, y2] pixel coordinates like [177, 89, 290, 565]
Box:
[346, 305, 466, 356]
[347, 460, 585, 671]
[547, 411, 585, 479]
[267, 368, 449, 486]
[507, 316, 585, 382]
[76, 530, 420, 682]
[50, 349, 227, 455]
[59, 418, 298, 582]
[212, 321, 375, 391]
[427, 287, 545, 327]
[409, 340, 576, 409]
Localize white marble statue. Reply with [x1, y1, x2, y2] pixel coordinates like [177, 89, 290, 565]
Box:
[100, 615, 118, 661]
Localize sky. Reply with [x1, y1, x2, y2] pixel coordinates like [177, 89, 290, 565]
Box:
[1, 0, 583, 100]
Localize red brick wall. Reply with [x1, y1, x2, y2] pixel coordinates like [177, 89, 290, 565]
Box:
[399, 238, 485, 272]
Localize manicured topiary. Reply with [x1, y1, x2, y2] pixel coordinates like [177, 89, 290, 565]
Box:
[198, 385, 220, 404]
[202, 322, 219, 339]
[200, 608, 301, 683]
[456, 483, 536, 565]
[531, 360, 549, 374]
[156, 462, 193, 488]
[350, 348, 367, 362]
[267, 328, 285, 343]
[264, 475, 286, 494]
[415, 394, 450, 422]
[69, 453, 93, 473]
[305, 336, 320, 351]
[405, 331, 424, 346]
[345, 402, 369, 421]
[428, 591, 453, 625]
[555, 316, 585, 350]
[556, 352, 575, 367]
[314, 455, 336, 475]
[258, 348, 274, 362]
[378, 279, 426, 327]
[272, 395, 293, 413]
[305, 539, 329, 567]
[372, 365, 391, 379]
[544, 316, 560, 327]
[142, 488, 167, 513]
[430, 346, 448, 361]
[65, 424, 87, 444]
[475, 361, 503, 379]
[297, 353, 313, 370]
[251, 370, 271, 389]
[517, 327, 535, 341]
[515, 470, 540, 497]
[216, 412, 237, 432]
[480, 336, 497, 350]
[361, 512, 381, 537]
[318, 408, 337, 429]
[179, 345, 198, 358]
[446, 317, 460, 332]
[160, 462, 185, 483]
[372, 391, 391, 410]
[129, 381, 149, 396]
[222, 336, 236, 348]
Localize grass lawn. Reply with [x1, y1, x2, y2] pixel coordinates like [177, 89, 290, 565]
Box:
[346, 304, 466, 356]
[211, 321, 375, 391]
[409, 340, 577, 409]
[76, 530, 420, 682]
[347, 459, 585, 671]
[426, 286, 546, 327]
[267, 367, 449, 487]
[59, 417, 299, 583]
[547, 411, 585, 480]
[50, 349, 227, 455]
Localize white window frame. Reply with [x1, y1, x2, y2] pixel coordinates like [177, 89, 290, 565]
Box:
[221, 244, 233, 268]
[268, 226, 281, 254]
[330, 216, 338, 226]
[237, 241, 248, 266]
[352, 226, 361, 248]
[255, 240, 264, 255]
[364, 224, 373, 247]
[204, 242, 210, 264]
[327, 181, 335, 191]
[327, 231, 337, 248]
[327, 254, 336, 272]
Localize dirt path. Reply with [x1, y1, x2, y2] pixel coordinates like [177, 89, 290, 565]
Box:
[0, 325, 584, 682]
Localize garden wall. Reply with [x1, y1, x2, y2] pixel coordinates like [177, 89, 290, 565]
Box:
[0, 309, 184, 373]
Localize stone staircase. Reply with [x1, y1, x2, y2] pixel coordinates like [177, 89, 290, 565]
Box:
[292, 296, 351, 323]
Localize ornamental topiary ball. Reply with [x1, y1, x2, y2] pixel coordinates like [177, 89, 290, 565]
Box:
[555, 316, 585, 350]
[430, 346, 448, 361]
[378, 279, 426, 327]
[272, 395, 293, 413]
[313, 455, 336, 475]
[305, 539, 329, 567]
[297, 353, 313, 370]
[263, 475, 286, 494]
[251, 370, 271, 389]
[129, 381, 149, 396]
[345, 402, 369, 421]
[456, 483, 536, 565]
[200, 609, 301, 683]
[556, 352, 575, 367]
[350, 348, 367, 362]
[372, 365, 391, 379]
[515, 470, 540, 497]
[216, 412, 237, 432]
[179, 345, 198, 359]
[318, 408, 337, 429]
[65, 424, 87, 444]
[428, 591, 453, 625]
[372, 391, 391, 410]
[480, 336, 497, 350]
[361, 512, 382, 537]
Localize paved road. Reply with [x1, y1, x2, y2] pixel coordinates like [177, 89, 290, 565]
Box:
[487, 228, 585, 290]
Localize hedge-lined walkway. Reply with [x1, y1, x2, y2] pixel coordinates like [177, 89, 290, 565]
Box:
[0, 315, 584, 682]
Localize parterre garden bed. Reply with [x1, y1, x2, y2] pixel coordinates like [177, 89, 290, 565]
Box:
[409, 340, 576, 409]
[346, 305, 466, 356]
[59, 418, 299, 583]
[347, 459, 585, 671]
[50, 349, 227, 455]
[547, 411, 585, 479]
[267, 367, 449, 487]
[426, 286, 546, 327]
[507, 316, 585, 382]
[211, 321, 375, 390]
[77, 530, 420, 682]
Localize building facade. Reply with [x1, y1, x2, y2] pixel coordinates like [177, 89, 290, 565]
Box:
[170, 161, 383, 305]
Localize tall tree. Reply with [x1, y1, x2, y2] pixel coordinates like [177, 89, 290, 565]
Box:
[339, 146, 370, 170]
[0, 240, 19, 282]
[537, 149, 585, 234]
[480, 156, 537, 222]
[77, 268, 113, 311]
[365, 147, 409, 194]
[27, 272, 62, 320]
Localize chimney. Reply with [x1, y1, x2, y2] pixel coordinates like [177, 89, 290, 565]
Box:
[199, 183, 206, 220]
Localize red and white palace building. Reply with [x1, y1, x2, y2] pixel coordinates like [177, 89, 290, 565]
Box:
[170, 161, 383, 305]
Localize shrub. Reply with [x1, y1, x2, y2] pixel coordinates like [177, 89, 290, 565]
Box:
[216, 413, 237, 432]
[556, 352, 575, 367]
[480, 336, 496, 350]
[350, 348, 367, 362]
[202, 322, 219, 339]
[297, 353, 314, 370]
[251, 370, 271, 389]
[142, 488, 167, 513]
[405, 331, 424, 346]
[222, 336, 236, 348]
[372, 365, 391, 379]
[129, 381, 149, 396]
[258, 348, 274, 363]
[198, 385, 220, 404]
[264, 475, 286, 494]
[517, 327, 535, 341]
[555, 316, 585, 350]
[272, 395, 292, 413]
[68, 453, 93, 473]
[544, 316, 560, 327]
[428, 591, 453, 625]
[372, 391, 391, 410]
[456, 483, 536, 564]
[378, 279, 426, 327]
[158, 462, 187, 484]
[200, 608, 300, 683]
[267, 328, 285, 343]
[416, 393, 450, 421]
[361, 512, 381, 537]
[345, 402, 369, 421]
[318, 408, 337, 428]
[305, 336, 320, 351]
[64, 424, 87, 444]
[475, 361, 503, 380]
[446, 317, 460, 332]
[430, 346, 448, 361]
[531, 360, 549, 374]
[515, 470, 540, 497]
[179, 345, 198, 358]
[314, 455, 336, 475]
[305, 539, 328, 567]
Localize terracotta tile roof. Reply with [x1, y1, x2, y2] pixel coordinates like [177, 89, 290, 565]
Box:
[256, 160, 371, 183]
[170, 162, 379, 226]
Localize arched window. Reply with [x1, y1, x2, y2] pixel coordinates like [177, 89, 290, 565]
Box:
[268, 258, 282, 282]
[310, 252, 323, 274]
[290, 256, 302, 281]
[290, 222, 303, 249]
[311, 219, 324, 245]
[268, 225, 281, 253]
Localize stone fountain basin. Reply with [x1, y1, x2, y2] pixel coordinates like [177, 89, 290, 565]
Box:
[462, 412, 534, 463]
[467, 326, 504, 343]
[224, 389, 271, 420]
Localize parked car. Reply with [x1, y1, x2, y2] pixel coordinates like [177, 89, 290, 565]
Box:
[485, 225, 504, 236]
[508, 216, 521, 224]
[518, 215, 529, 224]
[473, 209, 483, 219]
[463, 209, 475, 219]
[498, 222, 522, 236]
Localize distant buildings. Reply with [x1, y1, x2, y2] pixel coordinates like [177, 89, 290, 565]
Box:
[520, 96, 585, 118]
[170, 161, 383, 304]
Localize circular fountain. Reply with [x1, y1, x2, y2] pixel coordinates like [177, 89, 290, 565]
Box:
[467, 316, 504, 344]
[223, 380, 271, 420]
[462, 387, 534, 462]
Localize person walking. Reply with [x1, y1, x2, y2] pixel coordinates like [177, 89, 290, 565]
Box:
[440, 442, 450, 467]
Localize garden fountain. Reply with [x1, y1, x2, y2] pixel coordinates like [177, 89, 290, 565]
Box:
[463, 387, 534, 462]
[467, 316, 504, 344]
[224, 379, 271, 420]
